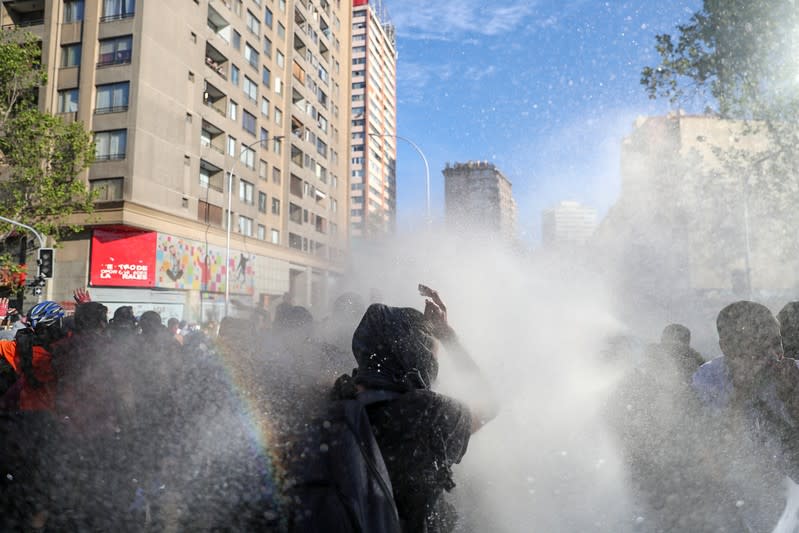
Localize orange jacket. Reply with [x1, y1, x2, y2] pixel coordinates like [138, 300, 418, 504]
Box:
[0, 340, 55, 411]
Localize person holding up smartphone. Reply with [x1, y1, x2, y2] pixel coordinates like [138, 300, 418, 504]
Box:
[340, 284, 498, 533]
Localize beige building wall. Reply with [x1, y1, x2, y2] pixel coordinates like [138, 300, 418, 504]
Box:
[1, 0, 351, 319]
[443, 161, 517, 241]
[598, 111, 797, 294]
[349, 0, 397, 239]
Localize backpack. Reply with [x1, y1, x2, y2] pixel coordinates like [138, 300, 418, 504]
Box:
[285, 392, 403, 533]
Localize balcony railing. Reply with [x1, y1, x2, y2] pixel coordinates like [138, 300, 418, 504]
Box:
[95, 105, 129, 115]
[95, 153, 126, 162]
[97, 53, 132, 68]
[1, 19, 44, 30]
[100, 12, 134, 22]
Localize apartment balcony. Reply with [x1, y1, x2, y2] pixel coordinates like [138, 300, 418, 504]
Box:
[207, 4, 230, 43]
[200, 159, 224, 192]
[2, 0, 44, 31]
[205, 42, 228, 81]
[200, 119, 225, 154]
[202, 80, 227, 117]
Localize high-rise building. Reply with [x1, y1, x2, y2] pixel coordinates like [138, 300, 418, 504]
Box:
[1, 0, 351, 320]
[541, 201, 597, 246]
[348, 0, 397, 239]
[443, 161, 517, 240]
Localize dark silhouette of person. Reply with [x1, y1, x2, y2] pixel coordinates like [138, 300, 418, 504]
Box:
[693, 301, 799, 531]
[777, 302, 799, 359]
[659, 323, 705, 383]
[334, 287, 498, 532]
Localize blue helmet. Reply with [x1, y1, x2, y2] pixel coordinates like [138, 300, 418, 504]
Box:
[27, 301, 65, 329]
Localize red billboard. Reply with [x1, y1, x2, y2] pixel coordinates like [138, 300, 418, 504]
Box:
[353, 0, 368, 6]
[90, 228, 157, 287]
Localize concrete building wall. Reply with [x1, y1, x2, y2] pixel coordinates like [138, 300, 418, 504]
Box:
[349, 0, 397, 239]
[1, 0, 352, 319]
[542, 201, 597, 246]
[443, 160, 517, 241]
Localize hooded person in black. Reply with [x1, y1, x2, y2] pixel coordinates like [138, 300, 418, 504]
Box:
[335, 286, 498, 533]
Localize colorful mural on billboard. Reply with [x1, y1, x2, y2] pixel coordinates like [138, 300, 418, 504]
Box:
[154, 233, 255, 295]
[89, 228, 255, 295]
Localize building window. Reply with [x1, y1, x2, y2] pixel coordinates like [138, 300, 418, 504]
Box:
[238, 215, 253, 236]
[276, 50, 285, 69]
[229, 100, 238, 121]
[277, 22, 285, 39]
[101, 0, 135, 21]
[95, 81, 129, 114]
[263, 36, 272, 57]
[227, 135, 236, 156]
[239, 179, 254, 204]
[274, 107, 282, 126]
[241, 145, 256, 168]
[273, 137, 282, 155]
[257, 224, 266, 240]
[243, 76, 257, 101]
[262, 66, 271, 87]
[98, 35, 132, 66]
[64, 0, 84, 22]
[259, 159, 268, 180]
[242, 110, 257, 135]
[198, 200, 223, 225]
[278, 0, 286, 12]
[270, 229, 279, 244]
[57, 89, 79, 113]
[272, 166, 281, 184]
[258, 191, 267, 212]
[231, 64, 240, 86]
[264, 7, 273, 28]
[274, 76, 283, 95]
[288, 232, 302, 250]
[260, 96, 270, 117]
[244, 43, 259, 69]
[61, 43, 81, 67]
[90, 177, 123, 201]
[232, 30, 241, 50]
[271, 197, 280, 215]
[95, 129, 127, 161]
[260, 127, 269, 142]
[246, 10, 260, 34]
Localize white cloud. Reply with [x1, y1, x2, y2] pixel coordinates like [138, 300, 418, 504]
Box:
[388, 0, 538, 40]
[397, 61, 455, 103]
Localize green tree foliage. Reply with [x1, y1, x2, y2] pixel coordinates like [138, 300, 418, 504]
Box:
[641, 0, 799, 165]
[0, 29, 95, 237]
[639, 1, 799, 290]
[0, 28, 96, 289]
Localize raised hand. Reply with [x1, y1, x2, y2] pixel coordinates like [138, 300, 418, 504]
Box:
[73, 287, 92, 304]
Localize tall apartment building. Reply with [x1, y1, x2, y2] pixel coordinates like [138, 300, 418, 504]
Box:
[541, 201, 597, 246]
[349, 0, 397, 238]
[0, 0, 351, 320]
[442, 161, 517, 240]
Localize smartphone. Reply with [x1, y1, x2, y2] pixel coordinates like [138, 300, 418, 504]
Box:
[418, 283, 434, 298]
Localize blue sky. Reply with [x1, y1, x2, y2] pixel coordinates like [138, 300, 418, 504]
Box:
[380, 0, 702, 242]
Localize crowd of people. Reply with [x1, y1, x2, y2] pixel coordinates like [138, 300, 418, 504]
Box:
[607, 300, 799, 532]
[0, 286, 496, 532]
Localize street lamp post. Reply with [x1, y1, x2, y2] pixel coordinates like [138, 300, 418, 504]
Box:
[224, 135, 284, 317]
[368, 133, 431, 222]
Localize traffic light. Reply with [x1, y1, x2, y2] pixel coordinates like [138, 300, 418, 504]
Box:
[37, 248, 54, 279]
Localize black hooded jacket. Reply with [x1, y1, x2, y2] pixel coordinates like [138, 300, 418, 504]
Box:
[347, 304, 473, 533]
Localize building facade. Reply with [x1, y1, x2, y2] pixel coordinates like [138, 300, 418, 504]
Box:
[442, 161, 517, 241]
[595, 111, 799, 297]
[1, 0, 351, 321]
[541, 201, 597, 247]
[348, 0, 397, 239]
